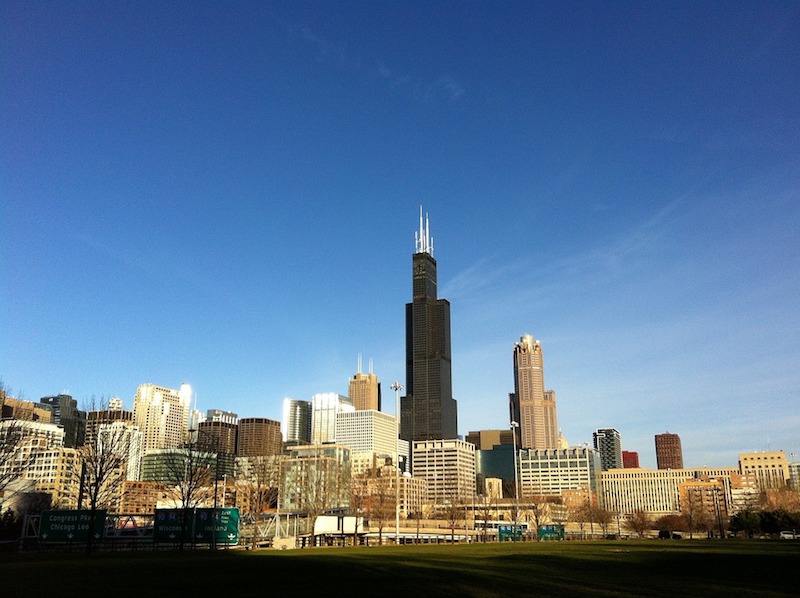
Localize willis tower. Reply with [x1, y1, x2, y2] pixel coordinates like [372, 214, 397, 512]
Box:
[400, 207, 458, 443]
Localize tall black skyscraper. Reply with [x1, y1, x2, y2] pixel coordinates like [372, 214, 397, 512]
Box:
[400, 207, 458, 443]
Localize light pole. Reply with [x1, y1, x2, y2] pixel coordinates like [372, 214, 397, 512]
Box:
[391, 381, 403, 545]
[510, 421, 520, 501]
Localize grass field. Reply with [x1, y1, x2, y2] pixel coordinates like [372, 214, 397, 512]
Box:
[2, 539, 798, 597]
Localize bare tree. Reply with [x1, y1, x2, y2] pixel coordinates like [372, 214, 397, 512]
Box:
[625, 509, 652, 539]
[366, 468, 395, 545]
[349, 471, 370, 546]
[591, 505, 615, 538]
[77, 422, 131, 553]
[527, 495, 560, 541]
[283, 448, 350, 538]
[570, 503, 591, 539]
[441, 494, 466, 543]
[682, 488, 712, 539]
[0, 421, 26, 500]
[475, 493, 496, 542]
[161, 433, 215, 550]
[236, 455, 282, 549]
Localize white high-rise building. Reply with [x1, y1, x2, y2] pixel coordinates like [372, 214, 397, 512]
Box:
[518, 446, 602, 497]
[97, 420, 144, 481]
[133, 383, 193, 452]
[411, 438, 476, 505]
[335, 409, 409, 473]
[310, 392, 354, 445]
[282, 398, 311, 445]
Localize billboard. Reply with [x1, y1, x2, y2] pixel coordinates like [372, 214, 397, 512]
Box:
[313, 515, 363, 535]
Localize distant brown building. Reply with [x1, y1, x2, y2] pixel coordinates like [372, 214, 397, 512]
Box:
[84, 408, 133, 448]
[197, 420, 237, 454]
[622, 450, 640, 468]
[655, 432, 683, 469]
[237, 417, 282, 457]
[465, 429, 515, 450]
[119, 480, 169, 514]
[1, 396, 53, 423]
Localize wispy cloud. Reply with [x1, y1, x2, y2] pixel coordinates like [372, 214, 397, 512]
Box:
[378, 64, 410, 90]
[299, 26, 356, 69]
[422, 76, 465, 103]
[287, 21, 466, 105]
[444, 195, 685, 311]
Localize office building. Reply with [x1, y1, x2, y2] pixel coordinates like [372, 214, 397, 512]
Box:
[789, 460, 800, 492]
[237, 417, 282, 457]
[84, 406, 133, 449]
[280, 444, 351, 513]
[335, 409, 398, 458]
[655, 432, 684, 470]
[96, 420, 143, 482]
[400, 208, 458, 443]
[411, 438, 476, 505]
[206, 409, 238, 425]
[738, 450, 789, 490]
[517, 446, 602, 497]
[133, 383, 193, 452]
[39, 394, 86, 448]
[622, 450, 640, 468]
[0, 396, 52, 422]
[140, 447, 214, 485]
[26, 447, 82, 510]
[197, 420, 237, 454]
[593, 428, 623, 470]
[348, 356, 381, 411]
[511, 335, 558, 449]
[282, 398, 311, 445]
[465, 429, 516, 450]
[600, 467, 740, 518]
[474, 443, 517, 498]
[310, 392, 354, 445]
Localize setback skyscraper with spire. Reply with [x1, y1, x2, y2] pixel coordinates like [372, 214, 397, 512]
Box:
[400, 207, 458, 443]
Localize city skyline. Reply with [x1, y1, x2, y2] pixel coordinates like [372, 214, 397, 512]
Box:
[3, 3, 799, 470]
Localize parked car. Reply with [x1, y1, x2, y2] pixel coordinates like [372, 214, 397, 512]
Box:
[658, 530, 682, 540]
[779, 531, 797, 540]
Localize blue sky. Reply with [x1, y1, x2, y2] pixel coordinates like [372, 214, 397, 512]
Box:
[2, 1, 798, 469]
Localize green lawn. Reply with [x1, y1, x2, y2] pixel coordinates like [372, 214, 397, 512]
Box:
[1, 540, 798, 597]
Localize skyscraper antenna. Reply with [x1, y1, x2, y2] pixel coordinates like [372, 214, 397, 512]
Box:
[368, 357, 373, 375]
[357, 353, 363, 374]
[415, 205, 433, 256]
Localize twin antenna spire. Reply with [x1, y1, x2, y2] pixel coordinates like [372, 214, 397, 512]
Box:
[415, 205, 434, 256]
[356, 353, 374, 375]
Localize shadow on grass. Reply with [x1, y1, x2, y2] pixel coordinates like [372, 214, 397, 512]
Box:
[2, 540, 798, 597]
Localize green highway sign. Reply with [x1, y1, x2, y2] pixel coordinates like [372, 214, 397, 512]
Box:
[498, 524, 523, 542]
[39, 510, 107, 543]
[195, 507, 240, 545]
[154, 508, 239, 545]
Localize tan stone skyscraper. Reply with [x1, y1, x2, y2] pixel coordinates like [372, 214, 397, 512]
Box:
[348, 355, 381, 411]
[511, 334, 558, 449]
[133, 383, 193, 452]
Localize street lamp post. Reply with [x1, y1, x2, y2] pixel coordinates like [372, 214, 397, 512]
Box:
[391, 381, 404, 546]
[510, 421, 520, 501]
